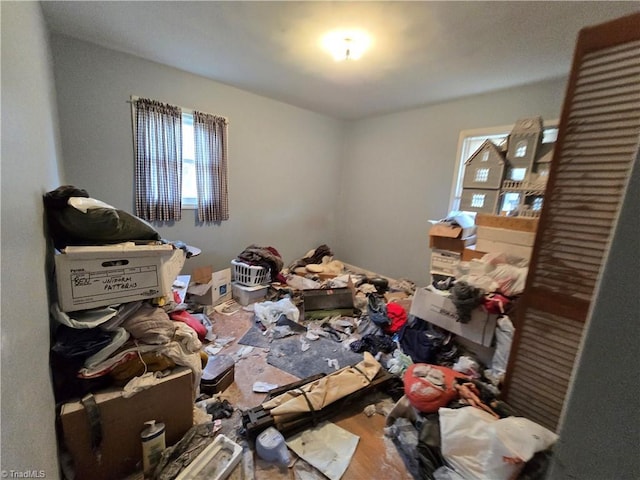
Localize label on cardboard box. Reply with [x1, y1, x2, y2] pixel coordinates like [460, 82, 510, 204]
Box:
[430, 249, 461, 276]
[55, 243, 182, 312]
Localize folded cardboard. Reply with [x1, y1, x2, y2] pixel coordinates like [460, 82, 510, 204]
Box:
[429, 212, 477, 240]
[462, 245, 487, 262]
[430, 249, 461, 277]
[187, 268, 232, 306]
[429, 234, 477, 253]
[475, 238, 534, 261]
[477, 226, 536, 246]
[55, 243, 184, 312]
[409, 287, 497, 347]
[475, 213, 538, 233]
[60, 367, 193, 480]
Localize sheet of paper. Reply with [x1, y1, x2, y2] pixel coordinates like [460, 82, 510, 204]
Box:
[286, 422, 359, 480]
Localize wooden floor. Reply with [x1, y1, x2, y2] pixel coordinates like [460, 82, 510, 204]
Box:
[209, 307, 413, 480]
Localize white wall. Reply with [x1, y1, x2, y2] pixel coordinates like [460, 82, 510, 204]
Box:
[50, 35, 346, 272]
[1, 2, 64, 477]
[547, 155, 640, 480]
[337, 78, 568, 284]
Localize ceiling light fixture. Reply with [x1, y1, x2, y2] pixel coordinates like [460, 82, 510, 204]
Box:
[322, 30, 371, 61]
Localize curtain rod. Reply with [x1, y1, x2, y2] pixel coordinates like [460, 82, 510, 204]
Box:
[128, 95, 228, 123]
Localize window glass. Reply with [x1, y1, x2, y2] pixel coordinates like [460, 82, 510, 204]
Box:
[515, 140, 528, 158]
[510, 168, 527, 181]
[475, 168, 490, 182]
[471, 194, 485, 208]
[181, 113, 197, 208]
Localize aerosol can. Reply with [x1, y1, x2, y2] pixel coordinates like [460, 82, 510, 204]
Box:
[141, 420, 166, 477]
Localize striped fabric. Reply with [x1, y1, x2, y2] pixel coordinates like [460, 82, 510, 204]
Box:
[134, 98, 183, 222]
[193, 111, 229, 222]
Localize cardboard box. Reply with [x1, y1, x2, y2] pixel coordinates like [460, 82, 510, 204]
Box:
[60, 367, 193, 480]
[55, 243, 184, 312]
[462, 245, 487, 262]
[430, 249, 461, 277]
[477, 226, 536, 246]
[188, 268, 232, 306]
[429, 212, 477, 241]
[409, 287, 497, 347]
[429, 234, 477, 253]
[476, 238, 534, 261]
[475, 213, 538, 233]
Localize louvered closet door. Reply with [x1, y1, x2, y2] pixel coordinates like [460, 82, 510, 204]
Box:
[502, 13, 640, 432]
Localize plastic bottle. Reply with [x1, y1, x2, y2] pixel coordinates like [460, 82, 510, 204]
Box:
[141, 420, 166, 477]
[255, 427, 290, 465]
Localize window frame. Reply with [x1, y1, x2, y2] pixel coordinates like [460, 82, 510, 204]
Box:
[448, 120, 559, 215]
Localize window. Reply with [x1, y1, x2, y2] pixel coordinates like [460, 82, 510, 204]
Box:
[131, 96, 229, 223]
[181, 113, 197, 208]
[474, 168, 490, 183]
[481, 151, 490, 162]
[515, 140, 528, 158]
[500, 192, 521, 213]
[532, 197, 544, 211]
[510, 167, 527, 181]
[449, 122, 558, 213]
[471, 193, 485, 208]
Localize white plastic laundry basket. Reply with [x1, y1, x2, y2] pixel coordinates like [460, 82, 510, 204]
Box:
[231, 259, 270, 286]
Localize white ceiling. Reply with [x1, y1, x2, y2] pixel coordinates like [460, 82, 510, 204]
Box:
[40, 1, 639, 120]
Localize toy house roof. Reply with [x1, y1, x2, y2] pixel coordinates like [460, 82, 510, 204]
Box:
[510, 116, 543, 136]
[464, 139, 506, 165]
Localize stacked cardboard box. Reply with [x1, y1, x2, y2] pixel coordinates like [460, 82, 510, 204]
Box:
[428, 213, 477, 278]
[474, 214, 538, 261]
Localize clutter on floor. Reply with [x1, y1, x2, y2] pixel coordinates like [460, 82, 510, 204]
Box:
[46, 186, 557, 480]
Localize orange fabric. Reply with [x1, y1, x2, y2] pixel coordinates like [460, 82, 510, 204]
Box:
[403, 363, 468, 413]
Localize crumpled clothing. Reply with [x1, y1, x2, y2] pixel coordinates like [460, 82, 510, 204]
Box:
[206, 399, 234, 419]
[51, 324, 114, 360]
[51, 303, 119, 329]
[367, 293, 389, 327]
[77, 342, 161, 378]
[288, 244, 333, 271]
[110, 351, 176, 385]
[100, 301, 145, 331]
[349, 334, 396, 355]
[122, 371, 164, 398]
[122, 302, 177, 344]
[385, 302, 408, 334]
[236, 244, 284, 281]
[84, 327, 130, 368]
[449, 281, 485, 324]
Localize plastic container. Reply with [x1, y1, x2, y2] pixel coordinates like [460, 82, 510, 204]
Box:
[255, 427, 290, 465]
[232, 282, 268, 306]
[141, 420, 165, 477]
[175, 434, 242, 480]
[231, 259, 270, 286]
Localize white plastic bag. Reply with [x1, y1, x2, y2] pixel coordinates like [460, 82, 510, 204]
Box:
[439, 407, 558, 480]
[254, 297, 300, 325]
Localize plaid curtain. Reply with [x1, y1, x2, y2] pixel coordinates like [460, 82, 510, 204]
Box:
[193, 111, 229, 222]
[134, 98, 183, 221]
